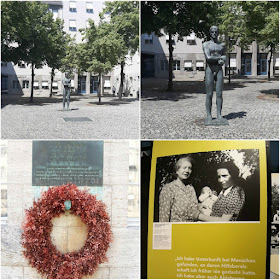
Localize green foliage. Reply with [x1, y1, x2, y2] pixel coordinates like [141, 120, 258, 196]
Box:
[142, 1, 218, 39]
[1, 1, 67, 101]
[218, 1, 279, 51]
[217, 2, 246, 52]
[101, 1, 139, 56]
[60, 36, 79, 76]
[241, 1, 279, 50]
[141, 1, 218, 91]
[101, 1, 139, 98]
[78, 20, 124, 102]
[79, 21, 124, 74]
[271, 182, 279, 217]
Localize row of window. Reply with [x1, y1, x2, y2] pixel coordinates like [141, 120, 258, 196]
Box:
[69, 19, 92, 31]
[144, 34, 196, 45]
[69, 2, 94, 13]
[160, 60, 206, 71]
[159, 59, 242, 72]
[12, 80, 61, 90]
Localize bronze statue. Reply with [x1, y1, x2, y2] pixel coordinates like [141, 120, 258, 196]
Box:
[203, 26, 228, 125]
[63, 72, 71, 111]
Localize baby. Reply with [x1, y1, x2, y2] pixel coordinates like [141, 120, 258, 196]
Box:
[198, 186, 218, 216]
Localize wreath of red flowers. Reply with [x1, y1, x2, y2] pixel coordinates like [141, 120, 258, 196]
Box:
[22, 183, 112, 279]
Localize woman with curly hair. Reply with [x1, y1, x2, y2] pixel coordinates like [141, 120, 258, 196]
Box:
[197, 161, 245, 222]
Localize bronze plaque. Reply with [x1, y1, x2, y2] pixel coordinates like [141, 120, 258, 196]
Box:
[32, 141, 103, 186]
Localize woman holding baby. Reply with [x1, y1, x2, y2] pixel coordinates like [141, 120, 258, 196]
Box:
[159, 158, 245, 223]
[196, 161, 245, 222]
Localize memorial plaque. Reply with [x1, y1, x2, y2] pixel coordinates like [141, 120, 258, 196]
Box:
[32, 141, 103, 186]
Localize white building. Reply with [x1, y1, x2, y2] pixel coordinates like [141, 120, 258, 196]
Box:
[141, 32, 279, 79]
[1, 1, 139, 97]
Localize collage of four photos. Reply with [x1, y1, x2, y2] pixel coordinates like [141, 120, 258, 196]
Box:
[1, 0, 279, 279]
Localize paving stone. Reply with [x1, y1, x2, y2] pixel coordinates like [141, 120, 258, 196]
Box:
[1, 96, 140, 139]
[141, 78, 279, 139]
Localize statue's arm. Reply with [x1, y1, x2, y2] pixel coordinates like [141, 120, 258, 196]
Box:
[203, 42, 220, 63]
[220, 43, 226, 62]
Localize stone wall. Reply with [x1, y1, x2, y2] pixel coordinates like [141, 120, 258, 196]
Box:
[1, 140, 140, 279]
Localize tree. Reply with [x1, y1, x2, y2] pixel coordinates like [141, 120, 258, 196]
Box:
[241, 1, 279, 80]
[217, 1, 279, 81]
[101, 1, 139, 99]
[45, 19, 69, 97]
[1, 1, 65, 102]
[142, 1, 218, 91]
[78, 20, 124, 103]
[217, 2, 246, 83]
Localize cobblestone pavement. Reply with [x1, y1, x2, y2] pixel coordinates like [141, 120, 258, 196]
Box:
[141, 78, 279, 139]
[1, 94, 140, 139]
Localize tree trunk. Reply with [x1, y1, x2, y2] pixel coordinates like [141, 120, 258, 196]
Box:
[167, 32, 173, 91]
[98, 72, 102, 104]
[228, 51, 231, 84]
[268, 46, 273, 81]
[118, 60, 125, 100]
[30, 63, 34, 103]
[49, 68, 54, 97]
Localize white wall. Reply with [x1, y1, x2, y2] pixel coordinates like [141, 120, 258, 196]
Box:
[1, 140, 140, 279]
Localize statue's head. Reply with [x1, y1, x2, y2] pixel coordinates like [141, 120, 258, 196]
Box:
[209, 26, 219, 40]
[65, 72, 70, 79]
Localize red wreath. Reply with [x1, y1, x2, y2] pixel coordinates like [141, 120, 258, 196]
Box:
[22, 183, 113, 279]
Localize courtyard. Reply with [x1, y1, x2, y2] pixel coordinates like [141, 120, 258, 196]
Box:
[141, 77, 279, 139]
[1, 94, 140, 139]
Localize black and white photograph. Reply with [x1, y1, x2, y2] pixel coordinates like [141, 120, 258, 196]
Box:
[154, 149, 260, 223]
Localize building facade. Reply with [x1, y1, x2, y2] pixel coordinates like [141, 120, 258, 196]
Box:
[141, 32, 279, 79]
[1, 140, 140, 279]
[1, 1, 139, 97]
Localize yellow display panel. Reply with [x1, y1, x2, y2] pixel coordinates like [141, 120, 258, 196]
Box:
[147, 141, 268, 279]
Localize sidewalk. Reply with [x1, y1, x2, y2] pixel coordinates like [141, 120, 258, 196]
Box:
[141, 78, 279, 139]
[1, 94, 140, 139]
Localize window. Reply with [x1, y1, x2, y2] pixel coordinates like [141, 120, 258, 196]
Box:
[69, 20, 77, 31]
[52, 9, 58, 20]
[144, 34, 153, 44]
[42, 81, 49, 89]
[69, 1, 76, 12]
[104, 78, 111, 89]
[187, 33, 196, 45]
[13, 80, 20, 89]
[173, 60, 180, 71]
[196, 61, 204, 71]
[160, 60, 168, 71]
[166, 35, 175, 45]
[1, 75, 8, 92]
[184, 61, 192, 71]
[86, 2, 93, 13]
[33, 81, 39, 89]
[229, 58, 237, 69]
[52, 81, 58, 90]
[23, 80, 29, 89]
[275, 58, 279, 69]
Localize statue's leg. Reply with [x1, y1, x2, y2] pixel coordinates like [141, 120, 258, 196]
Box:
[216, 68, 223, 119]
[67, 88, 70, 110]
[63, 87, 66, 110]
[216, 68, 228, 124]
[205, 66, 214, 122]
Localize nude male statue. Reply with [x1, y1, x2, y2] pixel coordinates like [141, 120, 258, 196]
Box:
[203, 26, 228, 125]
[63, 72, 71, 111]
